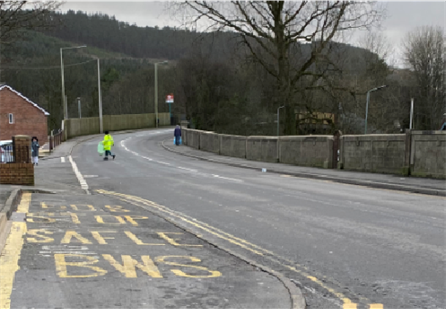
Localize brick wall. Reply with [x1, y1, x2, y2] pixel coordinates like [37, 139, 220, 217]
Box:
[0, 163, 34, 185]
[0, 87, 48, 144]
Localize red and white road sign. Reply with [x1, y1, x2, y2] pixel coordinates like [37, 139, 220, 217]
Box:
[166, 94, 174, 103]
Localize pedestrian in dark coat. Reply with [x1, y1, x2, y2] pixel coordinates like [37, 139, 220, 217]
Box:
[174, 125, 182, 145]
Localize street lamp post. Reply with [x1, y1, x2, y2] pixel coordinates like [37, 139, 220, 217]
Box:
[60, 45, 86, 120]
[97, 58, 103, 134]
[365, 85, 387, 134]
[154, 61, 168, 128]
[277, 106, 285, 136]
[277, 105, 285, 161]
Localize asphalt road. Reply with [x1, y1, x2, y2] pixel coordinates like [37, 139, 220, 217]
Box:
[72, 129, 445, 309]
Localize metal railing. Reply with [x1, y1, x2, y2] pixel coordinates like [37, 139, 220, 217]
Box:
[0, 143, 14, 163]
[49, 129, 64, 151]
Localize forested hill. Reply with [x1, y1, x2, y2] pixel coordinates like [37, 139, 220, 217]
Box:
[40, 10, 239, 61]
[1, 10, 399, 137]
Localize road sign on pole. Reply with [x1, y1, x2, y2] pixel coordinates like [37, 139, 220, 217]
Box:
[166, 94, 174, 103]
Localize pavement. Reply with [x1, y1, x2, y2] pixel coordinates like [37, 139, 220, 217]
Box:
[161, 140, 446, 197]
[0, 130, 303, 309]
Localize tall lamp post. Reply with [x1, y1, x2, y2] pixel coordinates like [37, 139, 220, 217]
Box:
[277, 105, 285, 161]
[277, 105, 285, 136]
[60, 45, 86, 120]
[96, 57, 103, 134]
[154, 61, 168, 128]
[365, 85, 387, 134]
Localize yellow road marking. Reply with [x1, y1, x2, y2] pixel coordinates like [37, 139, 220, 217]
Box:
[369, 304, 384, 309]
[91, 231, 115, 244]
[103, 254, 163, 278]
[17, 193, 31, 213]
[0, 221, 27, 309]
[157, 232, 202, 247]
[97, 189, 376, 308]
[54, 254, 107, 278]
[156, 256, 221, 278]
[124, 231, 165, 246]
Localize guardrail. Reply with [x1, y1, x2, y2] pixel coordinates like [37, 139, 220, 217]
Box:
[0, 143, 14, 163]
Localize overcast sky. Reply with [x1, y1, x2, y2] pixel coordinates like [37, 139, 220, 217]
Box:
[60, 1, 445, 68]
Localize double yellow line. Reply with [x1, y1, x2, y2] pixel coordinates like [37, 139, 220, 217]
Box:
[0, 193, 31, 309]
[97, 189, 383, 309]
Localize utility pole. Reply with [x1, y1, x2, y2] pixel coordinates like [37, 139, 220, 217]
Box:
[277, 105, 285, 162]
[97, 58, 103, 134]
[77, 97, 81, 119]
[60, 45, 86, 120]
[154, 61, 168, 128]
[365, 85, 387, 134]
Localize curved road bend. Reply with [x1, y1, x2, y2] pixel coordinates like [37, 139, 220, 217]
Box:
[72, 129, 445, 309]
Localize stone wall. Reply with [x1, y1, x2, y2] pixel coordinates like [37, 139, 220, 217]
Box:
[279, 136, 333, 168]
[219, 134, 247, 159]
[340, 134, 406, 174]
[199, 131, 220, 154]
[181, 128, 445, 178]
[246, 136, 278, 163]
[410, 131, 446, 178]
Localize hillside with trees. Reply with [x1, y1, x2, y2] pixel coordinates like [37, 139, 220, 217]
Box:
[1, 9, 440, 137]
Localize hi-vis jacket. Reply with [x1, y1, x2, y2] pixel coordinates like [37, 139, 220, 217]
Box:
[102, 134, 114, 151]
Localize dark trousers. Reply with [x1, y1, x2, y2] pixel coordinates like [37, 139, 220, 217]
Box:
[104, 150, 114, 158]
[175, 136, 180, 145]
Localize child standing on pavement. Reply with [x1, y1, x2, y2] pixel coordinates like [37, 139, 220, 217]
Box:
[102, 131, 116, 160]
[31, 136, 40, 166]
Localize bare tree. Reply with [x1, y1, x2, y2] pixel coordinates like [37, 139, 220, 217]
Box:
[175, 1, 383, 134]
[404, 26, 446, 130]
[0, 1, 61, 45]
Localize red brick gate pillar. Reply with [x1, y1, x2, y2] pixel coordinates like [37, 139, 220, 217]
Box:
[13, 135, 32, 163]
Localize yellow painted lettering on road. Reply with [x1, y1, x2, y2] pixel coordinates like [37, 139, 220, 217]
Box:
[17, 193, 31, 213]
[54, 254, 107, 278]
[123, 215, 148, 226]
[0, 222, 27, 309]
[69, 213, 80, 224]
[26, 214, 56, 223]
[157, 232, 202, 247]
[41, 202, 66, 210]
[104, 205, 130, 212]
[369, 304, 383, 309]
[343, 303, 357, 309]
[91, 231, 116, 244]
[71, 204, 96, 211]
[27, 229, 54, 243]
[103, 254, 163, 278]
[95, 215, 126, 225]
[124, 231, 164, 246]
[61, 231, 92, 244]
[156, 256, 221, 278]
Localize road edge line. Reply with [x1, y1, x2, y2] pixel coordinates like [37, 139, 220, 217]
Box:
[68, 155, 90, 195]
[161, 140, 445, 197]
[98, 190, 306, 309]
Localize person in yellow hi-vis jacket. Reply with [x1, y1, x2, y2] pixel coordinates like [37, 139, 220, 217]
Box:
[102, 131, 115, 160]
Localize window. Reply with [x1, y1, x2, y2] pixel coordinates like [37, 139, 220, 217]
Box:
[8, 113, 14, 124]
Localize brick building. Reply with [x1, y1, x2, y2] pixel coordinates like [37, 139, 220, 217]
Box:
[0, 84, 49, 144]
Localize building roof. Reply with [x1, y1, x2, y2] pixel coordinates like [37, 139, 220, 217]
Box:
[0, 84, 50, 116]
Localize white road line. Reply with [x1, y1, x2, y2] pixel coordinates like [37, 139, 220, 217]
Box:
[120, 137, 242, 182]
[61, 157, 65, 163]
[69, 155, 89, 193]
